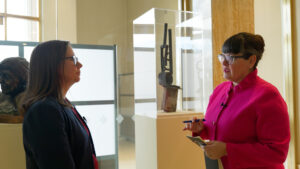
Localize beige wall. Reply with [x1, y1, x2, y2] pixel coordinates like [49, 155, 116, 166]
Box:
[0, 124, 25, 169]
[76, 0, 128, 73]
[75, 0, 178, 140]
[255, 0, 300, 167]
[76, 0, 131, 141]
[41, 0, 57, 41]
[127, 0, 178, 22]
[75, 0, 300, 167]
[57, 0, 77, 43]
[42, 0, 77, 42]
[1, 1, 298, 169]
[254, 0, 284, 95]
[41, 0, 299, 167]
[294, 0, 300, 167]
[76, 0, 178, 73]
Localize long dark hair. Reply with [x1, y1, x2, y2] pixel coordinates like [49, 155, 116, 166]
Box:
[22, 40, 71, 114]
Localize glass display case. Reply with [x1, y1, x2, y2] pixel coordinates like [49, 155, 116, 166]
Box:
[133, 8, 213, 118]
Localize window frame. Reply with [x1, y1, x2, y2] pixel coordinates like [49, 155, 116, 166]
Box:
[0, 0, 41, 41]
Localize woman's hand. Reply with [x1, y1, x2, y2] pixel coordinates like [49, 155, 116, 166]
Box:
[183, 117, 204, 133]
[204, 141, 227, 160]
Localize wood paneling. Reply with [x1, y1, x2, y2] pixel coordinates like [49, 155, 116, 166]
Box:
[212, 0, 254, 88]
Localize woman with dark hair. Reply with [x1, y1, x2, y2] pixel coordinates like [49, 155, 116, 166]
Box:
[22, 40, 99, 169]
[185, 32, 290, 169]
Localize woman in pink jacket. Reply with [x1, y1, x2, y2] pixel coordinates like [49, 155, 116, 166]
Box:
[185, 32, 290, 169]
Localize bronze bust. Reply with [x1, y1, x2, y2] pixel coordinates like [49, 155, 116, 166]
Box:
[0, 57, 29, 123]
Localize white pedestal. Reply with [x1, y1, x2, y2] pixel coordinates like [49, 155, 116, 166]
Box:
[135, 111, 206, 169]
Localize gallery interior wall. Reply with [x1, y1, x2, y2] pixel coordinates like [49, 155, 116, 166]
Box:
[76, 0, 178, 141]
[293, 0, 300, 166]
[42, 0, 77, 43]
[26, 0, 300, 167]
[254, 0, 284, 95]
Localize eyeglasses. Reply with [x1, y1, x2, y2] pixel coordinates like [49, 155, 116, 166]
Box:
[217, 54, 248, 65]
[64, 55, 78, 65]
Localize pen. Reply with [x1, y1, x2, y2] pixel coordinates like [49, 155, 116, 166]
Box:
[183, 119, 206, 123]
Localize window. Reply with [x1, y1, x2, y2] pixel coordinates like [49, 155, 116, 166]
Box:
[0, 0, 40, 41]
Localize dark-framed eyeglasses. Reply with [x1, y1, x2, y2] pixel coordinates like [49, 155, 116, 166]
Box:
[217, 54, 248, 65]
[64, 55, 78, 65]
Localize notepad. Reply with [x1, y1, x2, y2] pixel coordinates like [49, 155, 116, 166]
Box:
[186, 135, 207, 146]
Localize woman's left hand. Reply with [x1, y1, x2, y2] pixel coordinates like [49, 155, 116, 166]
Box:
[204, 141, 227, 160]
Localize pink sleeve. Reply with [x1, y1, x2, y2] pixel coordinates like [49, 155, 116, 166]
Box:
[226, 92, 290, 168]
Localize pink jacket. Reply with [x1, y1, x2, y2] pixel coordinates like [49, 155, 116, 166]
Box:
[195, 69, 290, 169]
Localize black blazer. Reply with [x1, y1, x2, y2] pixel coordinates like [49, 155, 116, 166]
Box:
[23, 97, 96, 169]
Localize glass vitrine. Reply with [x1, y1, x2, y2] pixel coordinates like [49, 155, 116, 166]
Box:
[133, 8, 213, 118]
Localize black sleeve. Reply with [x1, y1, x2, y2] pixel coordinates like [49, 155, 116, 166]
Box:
[23, 101, 75, 169]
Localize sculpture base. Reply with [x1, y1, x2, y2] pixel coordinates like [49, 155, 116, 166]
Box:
[161, 85, 180, 112]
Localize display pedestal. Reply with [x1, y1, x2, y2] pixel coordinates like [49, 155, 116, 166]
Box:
[135, 111, 206, 169]
[0, 124, 25, 169]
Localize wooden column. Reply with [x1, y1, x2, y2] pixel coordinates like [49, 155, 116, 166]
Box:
[212, 0, 254, 88]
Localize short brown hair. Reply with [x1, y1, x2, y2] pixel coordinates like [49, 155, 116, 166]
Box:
[222, 32, 265, 69]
